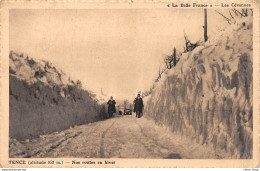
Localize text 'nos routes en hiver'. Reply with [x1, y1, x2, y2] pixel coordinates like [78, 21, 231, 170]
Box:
[8, 160, 115, 165]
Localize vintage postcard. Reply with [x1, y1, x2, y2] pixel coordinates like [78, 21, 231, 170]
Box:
[0, 0, 259, 168]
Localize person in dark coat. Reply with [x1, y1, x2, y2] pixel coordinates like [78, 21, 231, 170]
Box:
[135, 94, 143, 118]
[133, 97, 137, 117]
[107, 96, 116, 117]
[133, 93, 140, 117]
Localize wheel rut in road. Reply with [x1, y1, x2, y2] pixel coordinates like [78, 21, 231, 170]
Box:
[100, 120, 116, 158]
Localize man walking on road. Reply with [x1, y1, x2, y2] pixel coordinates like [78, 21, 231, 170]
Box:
[133, 96, 137, 117]
[135, 94, 143, 118]
[107, 96, 116, 117]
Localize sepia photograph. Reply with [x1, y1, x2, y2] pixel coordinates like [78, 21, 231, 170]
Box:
[0, 0, 259, 168]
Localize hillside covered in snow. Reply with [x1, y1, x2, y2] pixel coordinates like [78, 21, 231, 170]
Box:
[9, 51, 106, 141]
[143, 16, 253, 159]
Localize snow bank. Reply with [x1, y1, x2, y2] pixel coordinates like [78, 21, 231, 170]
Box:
[144, 17, 253, 159]
[9, 52, 106, 141]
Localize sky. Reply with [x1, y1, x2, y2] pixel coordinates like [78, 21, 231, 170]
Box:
[9, 9, 229, 101]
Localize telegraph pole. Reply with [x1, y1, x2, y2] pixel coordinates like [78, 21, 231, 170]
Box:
[204, 9, 208, 42]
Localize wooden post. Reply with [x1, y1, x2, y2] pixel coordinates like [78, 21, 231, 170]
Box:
[173, 47, 177, 66]
[204, 9, 208, 42]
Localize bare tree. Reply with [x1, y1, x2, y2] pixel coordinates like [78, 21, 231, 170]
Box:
[164, 54, 173, 69]
[184, 32, 198, 52]
[164, 47, 177, 69]
[215, 8, 252, 26]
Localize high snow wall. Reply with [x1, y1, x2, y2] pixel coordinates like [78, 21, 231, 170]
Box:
[144, 18, 253, 159]
[9, 52, 106, 141]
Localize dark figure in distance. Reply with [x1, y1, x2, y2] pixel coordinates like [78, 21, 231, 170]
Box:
[134, 94, 143, 118]
[107, 96, 116, 117]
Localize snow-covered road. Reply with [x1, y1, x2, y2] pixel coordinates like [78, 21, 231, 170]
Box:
[9, 114, 221, 159]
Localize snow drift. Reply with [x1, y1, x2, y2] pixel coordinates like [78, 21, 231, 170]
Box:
[9, 52, 106, 141]
[144, 17, 253, 158]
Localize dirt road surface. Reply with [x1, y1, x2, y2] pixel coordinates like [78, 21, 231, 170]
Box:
[10, 114, 221, 159]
